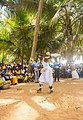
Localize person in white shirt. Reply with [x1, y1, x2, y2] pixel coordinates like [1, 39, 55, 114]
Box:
[71, 65, 79, 79]
[37, 57, 53, 94]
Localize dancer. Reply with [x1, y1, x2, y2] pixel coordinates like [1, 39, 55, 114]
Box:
[37, 57, 53, 94]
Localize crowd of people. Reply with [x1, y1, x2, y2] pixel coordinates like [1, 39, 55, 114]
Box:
[60, 64, 83, 79]
[0, 63, 34, 85]
[0, 54, 83, 92]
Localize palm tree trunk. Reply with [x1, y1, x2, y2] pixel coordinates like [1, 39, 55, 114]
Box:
[30, 0, 44, 59]
[65, 8, 73, 65]
[21, 54, 24, 66]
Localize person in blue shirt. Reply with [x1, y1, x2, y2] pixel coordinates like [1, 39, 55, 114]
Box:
[53, 58, 60, 82]
[32, 60, 40, 83]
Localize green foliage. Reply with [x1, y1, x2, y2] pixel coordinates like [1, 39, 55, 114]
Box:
[50, 0, 83, 63]
[0, 0, 82, 64]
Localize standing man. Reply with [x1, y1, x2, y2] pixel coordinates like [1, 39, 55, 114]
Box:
[53, 58, 60, 82]
[32, 59, 40, 83]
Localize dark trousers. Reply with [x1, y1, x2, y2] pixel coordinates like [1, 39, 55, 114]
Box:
[54, 68, 60, 81]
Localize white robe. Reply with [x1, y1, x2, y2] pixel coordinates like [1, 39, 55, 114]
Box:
[39, 62, 53, 86]
[72, 70, 79, 79]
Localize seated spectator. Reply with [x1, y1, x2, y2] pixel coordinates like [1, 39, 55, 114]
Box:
[15, 67, 21, 75]
[11, 73, 18, 85]
[0, 73, 5, 82]
[4, 68, 12, 80]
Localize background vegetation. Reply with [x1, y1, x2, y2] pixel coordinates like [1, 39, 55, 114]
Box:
[0, 0, 83, 65]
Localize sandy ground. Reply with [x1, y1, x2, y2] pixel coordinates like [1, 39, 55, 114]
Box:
[0, 78, 83, 120]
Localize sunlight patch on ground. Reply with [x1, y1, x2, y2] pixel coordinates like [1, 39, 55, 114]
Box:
[0, 99, 20, 106]
[71, 82, 82, 84]
[30, 89, 34, 93]
[67, 82, 82, 85]
[80, 105, 83, 108]
[78, 91, 83, 95]
[76, 96, 83, 102]
[8, 101, 39, 120]
[29, 89, 36, 93]
[32, 96, 56, 111]
[60, 80, 65, 82]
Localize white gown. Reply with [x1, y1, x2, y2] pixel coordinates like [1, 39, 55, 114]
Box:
[39, 61, 53, 86]
[72, 70, 79, 79]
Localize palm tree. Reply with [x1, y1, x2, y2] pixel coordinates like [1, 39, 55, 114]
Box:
[30, 0, 44, 59]
[51, 0, 83, 65]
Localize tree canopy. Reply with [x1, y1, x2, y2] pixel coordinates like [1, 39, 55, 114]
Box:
[0, 0, 83, 64]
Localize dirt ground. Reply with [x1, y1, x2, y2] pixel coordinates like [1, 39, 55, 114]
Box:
[0, 78, 83, 120]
